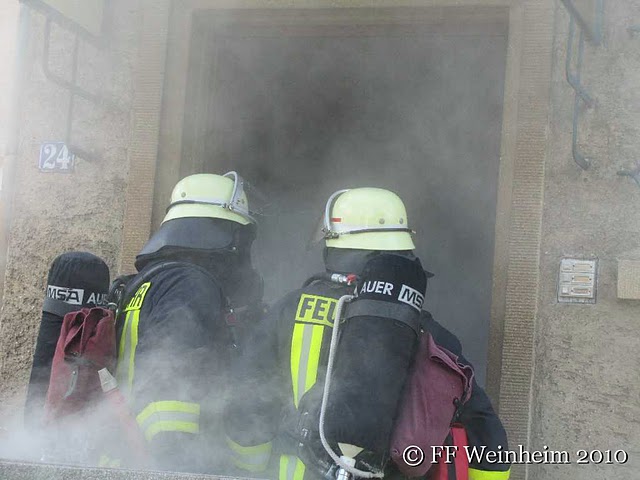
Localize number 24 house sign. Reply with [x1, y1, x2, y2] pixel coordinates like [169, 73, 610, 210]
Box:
[39, 142, 75, 173]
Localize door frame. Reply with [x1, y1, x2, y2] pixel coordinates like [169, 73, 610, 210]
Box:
[121, 3, 553, 479]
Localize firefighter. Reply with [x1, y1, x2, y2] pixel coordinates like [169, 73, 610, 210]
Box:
[225, 187, 510, 480]
[115, 172, 263, 473]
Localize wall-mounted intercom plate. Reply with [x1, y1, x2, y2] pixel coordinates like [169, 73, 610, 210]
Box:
[558, 258, 597, 304]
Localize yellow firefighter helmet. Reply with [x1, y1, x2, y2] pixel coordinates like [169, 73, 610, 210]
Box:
[163, 171, 254, 225]
[321, 188, 415, 250]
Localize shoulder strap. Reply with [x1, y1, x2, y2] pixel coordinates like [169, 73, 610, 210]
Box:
[110, 261, 223, 321]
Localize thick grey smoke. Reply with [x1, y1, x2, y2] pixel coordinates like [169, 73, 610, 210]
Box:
[184, 18, 507, 385]
[0, 345, 239, 475]
[0, 8, 507, 475]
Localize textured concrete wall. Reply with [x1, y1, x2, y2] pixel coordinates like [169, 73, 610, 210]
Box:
[0, 0, 19, 151]
[0, 0, 139, 425]
[0, 459, 250, 480]
[530, 1, 640, 479]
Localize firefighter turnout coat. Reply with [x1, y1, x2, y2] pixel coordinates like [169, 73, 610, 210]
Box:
[225, 278, 511, 480]
[116, 262, 234, 473]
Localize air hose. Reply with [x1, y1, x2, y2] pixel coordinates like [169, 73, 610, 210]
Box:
[317, 294, 385, 479]
[303, 273, 358, 288]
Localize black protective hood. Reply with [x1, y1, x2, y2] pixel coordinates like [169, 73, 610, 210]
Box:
[323, 247, 432, 277]
[135, 217, 256, 271]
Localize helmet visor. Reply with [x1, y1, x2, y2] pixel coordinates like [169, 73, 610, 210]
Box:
[306, 189, 350, 248]
[223, 171, 256, 223]
[308, 210, 327, 249]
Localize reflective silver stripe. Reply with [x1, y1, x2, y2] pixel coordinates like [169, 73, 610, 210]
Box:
[136, 409, 200, 433]
[291, 323, 325, 408]
[280, 455, 306, 480]
[297, 324, 315, 405]
[287, 456, 297, 480]
[332, 223, 407, 233]
[226, 437, 272, 472]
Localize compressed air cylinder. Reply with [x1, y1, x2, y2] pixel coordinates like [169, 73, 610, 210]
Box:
[24, 252, 110, 429]
[324, 254, 427, 458]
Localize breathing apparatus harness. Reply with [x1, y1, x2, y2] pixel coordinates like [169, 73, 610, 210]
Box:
[296, 272, 365, 480]
[300, 254, 427, 480]
[107, 260, 262, 352]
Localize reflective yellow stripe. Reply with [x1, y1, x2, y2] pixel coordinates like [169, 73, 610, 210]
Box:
[115, 309, 140, 394]
[279, 455, 289, 480]
[293, 457, 305, 480]
[143, 421, 199, 442]
[469, 467, 511, 480]
[115, 310, 133, 388]
[226, 437, 272, 472]
[127, 310, 140, 392]
[290, 323, 326, 408]
[115, 282, 150, 395]
[136, 401, 200, 442]
[226, 438, 272, 456]
[290, 294, 336, 407]
[136, 401, 200, 426]
[280, 455, 306, 480]
[116, 310, 129, 366]
[125, 282, 151, 311]
[291, 323, 304, 406]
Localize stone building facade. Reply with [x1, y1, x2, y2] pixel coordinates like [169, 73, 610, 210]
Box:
[0, 1, 639, 480]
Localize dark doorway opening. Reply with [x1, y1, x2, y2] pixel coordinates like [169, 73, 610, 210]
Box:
[182, 9, 508, 384]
